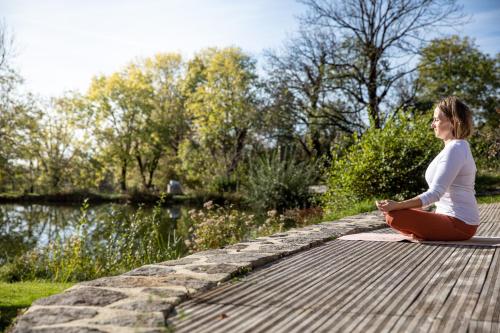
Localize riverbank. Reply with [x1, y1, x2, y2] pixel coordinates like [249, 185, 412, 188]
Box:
[2, 172, 497, 206]
[0, 190, 244, 207]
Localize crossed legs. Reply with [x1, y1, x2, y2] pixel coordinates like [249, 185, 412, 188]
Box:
[384, 209, 477, 241]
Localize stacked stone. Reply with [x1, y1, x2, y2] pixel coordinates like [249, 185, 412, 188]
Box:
[12, 212, 387, 333]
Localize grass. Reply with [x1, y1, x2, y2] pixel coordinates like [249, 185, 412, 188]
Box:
[476, 171, 500, 195]
[322, 198, 377, 221]
[477, 194, 500, 204]
[0, 281, 73, 332]
[321, 193, 500, 222]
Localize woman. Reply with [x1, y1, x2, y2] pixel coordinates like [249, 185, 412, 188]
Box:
[376, 96, 479, 241]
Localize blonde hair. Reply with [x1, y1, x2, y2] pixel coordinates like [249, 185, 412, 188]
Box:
[436, 96, 473, 139]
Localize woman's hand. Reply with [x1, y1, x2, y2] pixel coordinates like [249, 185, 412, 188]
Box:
[376, 199, 399, 213]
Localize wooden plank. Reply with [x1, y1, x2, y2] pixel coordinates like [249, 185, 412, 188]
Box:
[427, 317, 469, 333]
[220, 242, 416, 331]
[389, 247, 476, 331]
[476, 204, 500, 236]
[468, 320, 494, 333]
[167, 302, 230, 332]
[193, 240, 381, 306]
[193, 239, 372, 299]
[433, 248, 494, 320]
[322, 245, 439, 332]
[353, 246, 457, 332]
[172, 240, 382, 330]
[388, 314, 434, 333]
[289, 243, 420, 332]
[471, 249, 500, 323]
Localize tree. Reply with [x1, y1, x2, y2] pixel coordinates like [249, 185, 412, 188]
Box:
[133, 53, 188, 190]
[299, 0, 465, 128]
[29, 99, 80, 191]
[416, 35, 499, 128]
[264, 29, 363, 159]
[0, 22, 39, 192]
[88, 64, 153, 191]
[180, 47, 258, 189]
[0, 20, 14, 72]
[87, 54, 190, 192]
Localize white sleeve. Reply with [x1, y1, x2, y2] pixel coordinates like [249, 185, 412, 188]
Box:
[418, 144, 465, 207]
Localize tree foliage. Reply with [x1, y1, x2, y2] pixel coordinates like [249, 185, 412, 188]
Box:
[179, 47, 259, 189]
[416, 35, 499, 128]
[322, 111, 441, 213]
[87, 53, 188, 191]
[133, 54, 188, 190]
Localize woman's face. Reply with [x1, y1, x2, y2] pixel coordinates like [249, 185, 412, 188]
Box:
[432, 107, 454, 141]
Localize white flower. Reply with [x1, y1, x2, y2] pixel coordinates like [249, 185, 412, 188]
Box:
[267, 210, 278, 218]
[203, 201, 214, 209]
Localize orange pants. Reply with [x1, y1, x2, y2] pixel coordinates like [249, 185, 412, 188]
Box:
[384, 209, 478, 241]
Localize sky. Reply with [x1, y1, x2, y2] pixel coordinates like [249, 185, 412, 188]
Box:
[2, 0, 499, 98]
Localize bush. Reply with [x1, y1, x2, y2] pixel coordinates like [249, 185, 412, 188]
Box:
[322, 111, 441, 213]
[470, 124, 500, 173]
[243, 149, 319, 212]
[182, 201, 284, 251]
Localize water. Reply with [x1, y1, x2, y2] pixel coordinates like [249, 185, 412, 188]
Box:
[0, 203, 186, 266]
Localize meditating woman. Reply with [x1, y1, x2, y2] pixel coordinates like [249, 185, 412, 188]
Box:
[376, 96, 479, 241]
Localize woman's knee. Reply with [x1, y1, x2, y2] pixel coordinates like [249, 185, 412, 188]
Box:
[385, 209, 420, 229]
[384, 209, 405, 226]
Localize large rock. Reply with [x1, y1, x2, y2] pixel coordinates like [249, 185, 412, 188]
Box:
[142, 287, 188, 299]
[13, 327, 105, 333]
[123, 265, 176, 277]
[13, 307, 98, 330]
[34, 287, 127, 307]
[167, 180, 183, 195]
[89, 312, 165, 327]
[184, 264, 241, 275]
[110, 299, 175, 313]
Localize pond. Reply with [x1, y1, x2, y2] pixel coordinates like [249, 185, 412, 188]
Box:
[0, 202, 193, 281]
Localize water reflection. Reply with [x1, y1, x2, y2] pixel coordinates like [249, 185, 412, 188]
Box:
[0, 203, 185, 266]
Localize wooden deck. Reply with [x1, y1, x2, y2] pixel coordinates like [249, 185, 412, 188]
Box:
[167, 203, 500, 332]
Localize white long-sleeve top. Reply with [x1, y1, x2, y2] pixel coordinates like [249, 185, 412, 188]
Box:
[418, 140, 480, 225]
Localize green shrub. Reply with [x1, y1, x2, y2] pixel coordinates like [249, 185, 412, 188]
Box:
[470, 125, 500, 173]
[182, 201, 285, 251]
[322, 111, 441, 213]
[243, 149, 318, 212]
[209, 174, 239, 194]
[187, 202, 250, 251]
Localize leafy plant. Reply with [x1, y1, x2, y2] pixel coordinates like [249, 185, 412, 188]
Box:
[470, 125, 500, 174]
[322, 111, 441, 214]
[181, 201, 286, 252]
[243, 149, 318, 212]
[184, 201, 255, 251]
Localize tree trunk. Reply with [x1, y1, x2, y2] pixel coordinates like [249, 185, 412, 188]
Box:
[120, 161, 127, 192]
[368, 51, 381, 129]
[136, 154, 148, 190]
[227, 128, 247, 177]
[146, 155, 161, 190]
[311, 128, 323, 159]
